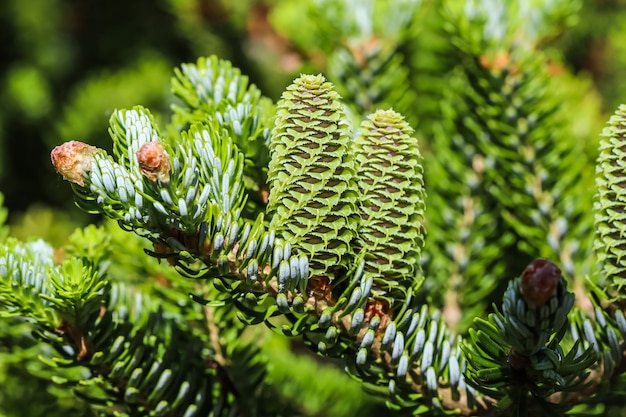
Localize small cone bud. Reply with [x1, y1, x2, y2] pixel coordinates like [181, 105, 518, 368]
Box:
[50, 141, 100, 186]
[137, 142, 170, 183]
[520, 259, 561, 307]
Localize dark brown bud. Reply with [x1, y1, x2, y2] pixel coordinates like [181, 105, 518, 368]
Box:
[50, 141, 100, 186]
[520, 259, 561, 307]
[137, 141, 170, 183]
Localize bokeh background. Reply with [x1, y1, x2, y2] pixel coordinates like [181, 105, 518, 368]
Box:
[1, 0, 625, 234]
[1, 0, 626, 415]
[0, 0, 304, 242]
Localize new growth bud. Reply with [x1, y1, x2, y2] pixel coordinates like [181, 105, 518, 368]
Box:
[51, 141, 100, 186]
[137, 141, 170, 183]
[520, 259, 561, 307]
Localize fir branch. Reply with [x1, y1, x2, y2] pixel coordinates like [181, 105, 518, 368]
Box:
[48, 52, 626, 416]
[0, 237, 283, 417]
[272, 0, 423, 127]
[50, 71, 485, 415]
[171, 55, 273, 212]
[423, 1, 594, 332]
[0, 239, 58, 326]
[328, 37, 419, 127]
[171, 55, 272, 149]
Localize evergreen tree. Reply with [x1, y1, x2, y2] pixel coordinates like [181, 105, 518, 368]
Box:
[3, 1, 626, 416]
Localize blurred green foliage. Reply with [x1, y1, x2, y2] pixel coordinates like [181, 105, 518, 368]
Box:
[0, 0, 295, 217]
[2, 0, 623, 215]
[1, 0, 626, 416]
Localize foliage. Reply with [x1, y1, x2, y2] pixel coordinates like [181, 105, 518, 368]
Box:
[3, 1, 626, 417]
[0, 0, 291, 212]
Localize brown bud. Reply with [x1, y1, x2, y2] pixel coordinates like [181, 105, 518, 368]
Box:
[50, 141, 100, 186]
[137, 142, 170, 183]
[520, 259, 561, 307]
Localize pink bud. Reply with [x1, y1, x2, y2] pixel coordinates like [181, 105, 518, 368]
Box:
[50, 141, 100, 187]
[137, 142, 170, 183]
[520, 259, 561, 307]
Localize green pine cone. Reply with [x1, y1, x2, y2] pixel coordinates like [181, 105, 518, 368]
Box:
[594, 104, 626, 296]
[352, 109, 426, 295]
[267, 74, 358, 281]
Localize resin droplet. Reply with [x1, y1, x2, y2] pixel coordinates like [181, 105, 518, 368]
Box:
[51, 140, 100, 186]
[137, 141, 170, 183]
[520, 259, 561, 306]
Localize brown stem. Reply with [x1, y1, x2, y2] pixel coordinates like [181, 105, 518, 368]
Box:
[56, 319, 93, 361]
